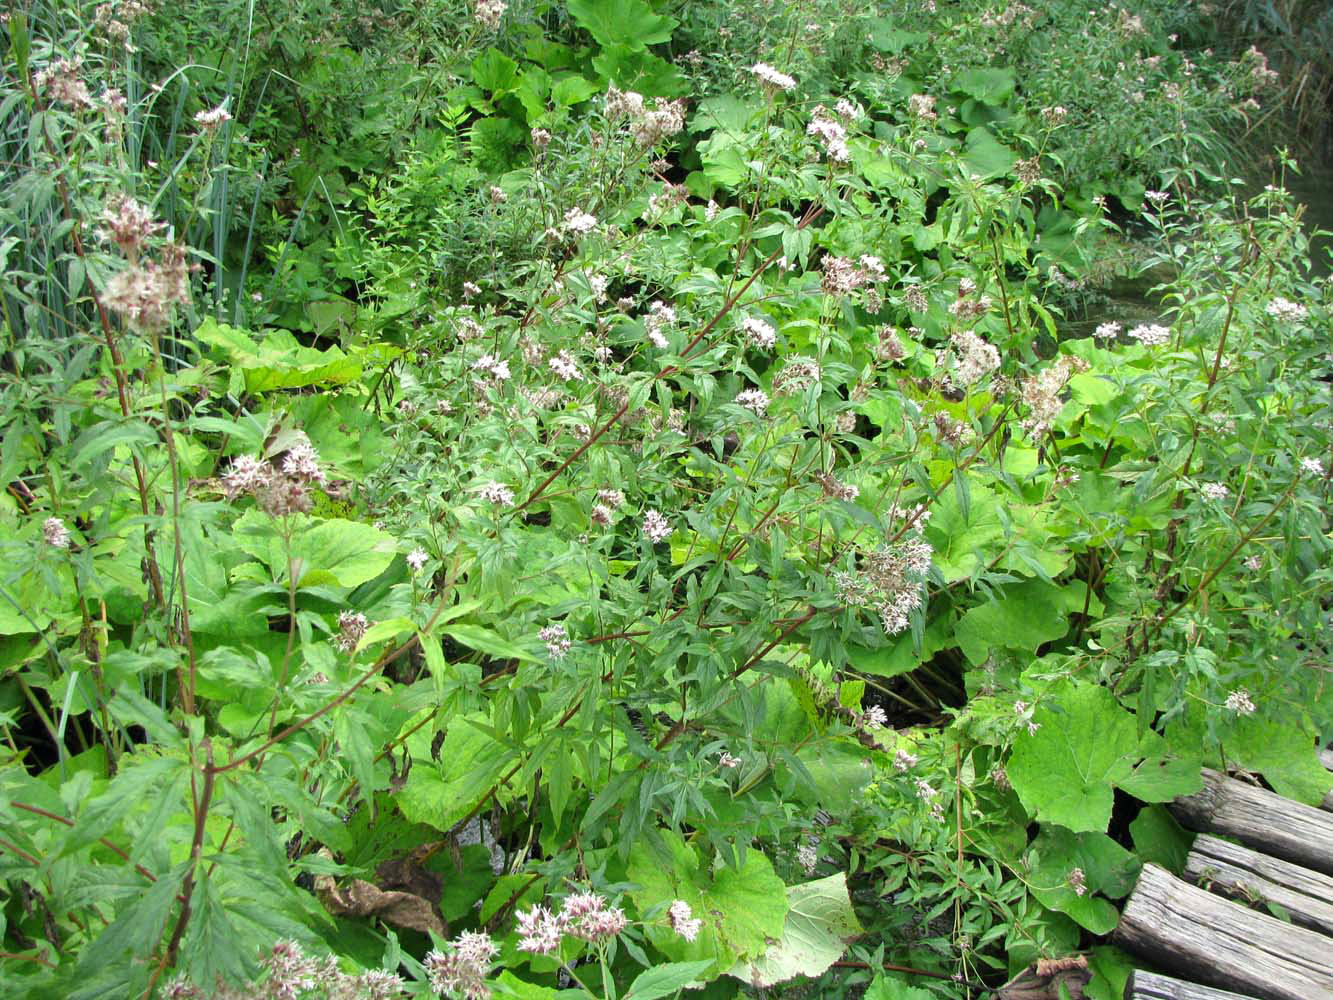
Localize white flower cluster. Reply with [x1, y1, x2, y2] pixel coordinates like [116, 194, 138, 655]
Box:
[474, 0, 507, 30]
[807, 105, 852, 163]
[668, 899, 702, 942]
[736, 388, 769, 416]
[750, 62, 796, 91]
[949, 329, 1001, 387]
[742, 315, 777, 349]
[425, 931, 499, 1000]
[479, 481, 515, 507]
[644, 300, 676, 349]
[604, 85, 687, 146]
[1127, 323, 1171, 347]
[834, 512, 934, 637]
[562, 208, 598, 235]
[1265, 297, 1308, 323]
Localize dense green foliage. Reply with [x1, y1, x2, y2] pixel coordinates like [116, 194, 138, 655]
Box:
[1, 1, 1330, 998]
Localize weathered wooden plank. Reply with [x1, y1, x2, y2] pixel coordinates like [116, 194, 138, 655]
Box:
[1185, 833, 1333, 936]
[1169, 768, 1333, 876]
[1113, 863, 1333, 1000]
[1124, 969, 1259, 1000]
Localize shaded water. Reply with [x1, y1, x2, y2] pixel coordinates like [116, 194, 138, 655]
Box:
[1061, 156, 1333, 340]
[1285, 159, 1333, 276]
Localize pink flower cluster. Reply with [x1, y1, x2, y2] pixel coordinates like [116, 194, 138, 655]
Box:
[515, 891, 628, 955]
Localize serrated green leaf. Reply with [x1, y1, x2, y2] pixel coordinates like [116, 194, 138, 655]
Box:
[864, 973, 935, 1000]
[627, 960, 717, 999]
[441, 623, 541, 663]
[60, 756, 186, 859]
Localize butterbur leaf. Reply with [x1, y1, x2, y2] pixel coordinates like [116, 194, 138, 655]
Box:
[396, 715, 514, 832]
[472, 47, 519, 92]
[567, 0, 676, 50]
[1025, 826, 1139, 933]
[1117, 755, 1202, 802]
[1129, 805, 1191, 874]
[232, 510, 397, 589]
[962, 127, 1018, 180]
[628, 830, 787, 969]
[953, 66, 1017, 105]
[727, 874, 863, 987]
[1007, 682, 1140, 832]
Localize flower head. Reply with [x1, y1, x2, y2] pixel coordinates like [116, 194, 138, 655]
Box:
[1093, 321, 1122, 341]
[281, 436, 325, 486]
[101, 194, 165, 257]
[334, 611, 369, 652]
[515, 905, 565, 955]
[1067, 868, 1087, 897]
[44, 517, 71, 549]
[407, 548, 429, 573]
[562, 892, 627, 943]
[907, 93, 937, 121]
[479, 481, 516, 507]
[736, 388, 769, 416]
[34, 58, 93, 109]
[548, 350, 581, 381]
[1225, 688, 1256, 715]
[807, 106, 850, 162]
[1264, 297, 1308, 323]
[642, 509, 672, 543]
[194, 103, 231, 130]
[949, 330, 1000, 387]
[742, 316, 777, 349]
[668, 900, 702, 942]
[474, 0, 507, 29]
[426, 930, 499, 999]
[539, 624, 572, 659]
[750, 63, 796, 91]
[1127, 323, 1171, 347]
[221, 454, 273, 499]
[563, 208, 598, 235]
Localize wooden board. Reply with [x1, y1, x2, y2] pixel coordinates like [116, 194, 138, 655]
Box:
[1185, 833, 1333, 936]
[1169, 769, 1333, 876]
[1113, 863, 1333, 1000]
[1124, 969, 1260, 1000]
